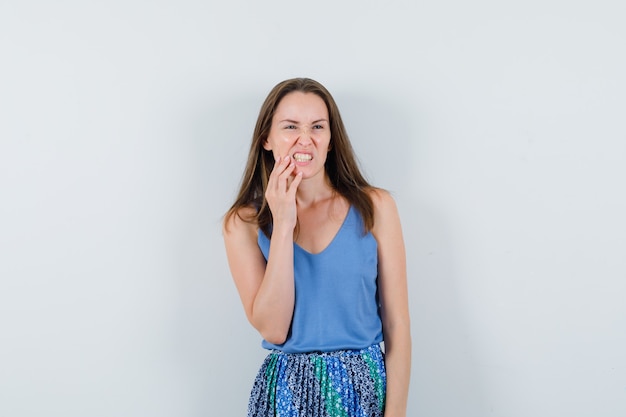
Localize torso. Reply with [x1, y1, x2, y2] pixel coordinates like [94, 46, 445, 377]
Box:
[258, 200, 383, 353]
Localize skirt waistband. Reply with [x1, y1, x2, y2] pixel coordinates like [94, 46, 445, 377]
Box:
[269, 343, 382, 357]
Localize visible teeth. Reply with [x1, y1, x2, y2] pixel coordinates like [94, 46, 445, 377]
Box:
[293, 153, 312, 162]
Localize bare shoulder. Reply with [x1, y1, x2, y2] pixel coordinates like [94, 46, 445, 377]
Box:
[367, 187, 403, 240]
[223, 205, 258, 240]
[368, 187, 398, 216]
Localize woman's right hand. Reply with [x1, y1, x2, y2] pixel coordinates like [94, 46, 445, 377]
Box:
[265, 155, 303, 232]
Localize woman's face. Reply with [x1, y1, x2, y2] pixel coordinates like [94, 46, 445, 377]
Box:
[263, 92, 331, 180]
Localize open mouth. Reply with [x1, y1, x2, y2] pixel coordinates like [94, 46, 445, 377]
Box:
[293, 153, 313, 162]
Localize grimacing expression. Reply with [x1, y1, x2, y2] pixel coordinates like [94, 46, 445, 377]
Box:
[263, 92, 331, 180]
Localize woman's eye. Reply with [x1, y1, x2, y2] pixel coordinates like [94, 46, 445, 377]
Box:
[285, 125, 296, 130]
[313, 125, 324, 129]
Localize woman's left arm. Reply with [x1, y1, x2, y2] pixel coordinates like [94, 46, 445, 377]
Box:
[371, 189, 411, 417]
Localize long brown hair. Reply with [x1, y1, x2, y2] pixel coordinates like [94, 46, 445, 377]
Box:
[224, 78, 374, 237]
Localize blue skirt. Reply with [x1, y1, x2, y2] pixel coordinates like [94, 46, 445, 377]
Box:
[248, 344, 386, 417]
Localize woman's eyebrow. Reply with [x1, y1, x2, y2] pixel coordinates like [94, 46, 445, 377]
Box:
[278, 119, 328, 124]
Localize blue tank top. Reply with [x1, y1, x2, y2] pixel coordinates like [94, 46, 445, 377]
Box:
[258, 205, 383, 353]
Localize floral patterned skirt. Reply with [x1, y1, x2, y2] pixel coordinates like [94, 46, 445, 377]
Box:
[247, 344, 386, 417]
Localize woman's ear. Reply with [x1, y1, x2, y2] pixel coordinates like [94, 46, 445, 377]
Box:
[262, 137, 271, 151]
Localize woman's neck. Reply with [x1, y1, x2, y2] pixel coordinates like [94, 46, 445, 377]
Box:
[295, 173, 335, 208]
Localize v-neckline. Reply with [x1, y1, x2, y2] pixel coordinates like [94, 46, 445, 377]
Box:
[293, 206, 352, 256]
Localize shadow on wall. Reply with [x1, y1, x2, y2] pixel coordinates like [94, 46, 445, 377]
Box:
[410, 202, 490, 416]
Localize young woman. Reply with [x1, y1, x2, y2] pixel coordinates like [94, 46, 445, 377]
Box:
[223, 78, 411, 417]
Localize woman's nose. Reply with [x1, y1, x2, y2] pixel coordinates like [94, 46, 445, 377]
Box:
[297, 127, 313, 145]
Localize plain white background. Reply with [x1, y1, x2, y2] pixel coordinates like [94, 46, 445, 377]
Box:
[1, 1, 625, 416]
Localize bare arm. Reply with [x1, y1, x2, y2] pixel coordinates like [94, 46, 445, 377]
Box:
[371, 189, 411, 417]
[223, 156, 302, 344]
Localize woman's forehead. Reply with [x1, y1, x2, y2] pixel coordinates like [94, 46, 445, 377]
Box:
[274, 92, 328, 121]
